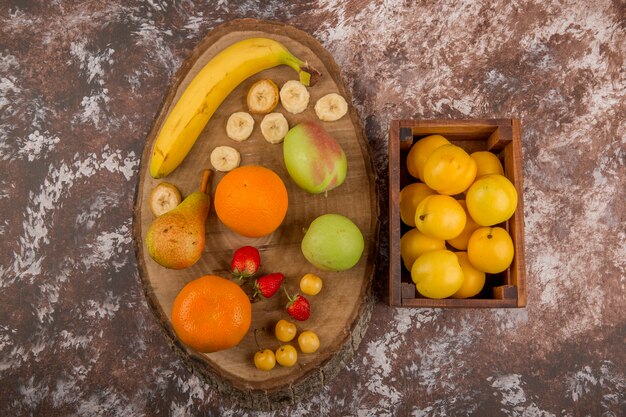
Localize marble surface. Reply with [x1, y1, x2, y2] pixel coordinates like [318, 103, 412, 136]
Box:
[1, 1, 624, 416]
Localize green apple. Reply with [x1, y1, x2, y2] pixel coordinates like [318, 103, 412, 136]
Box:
[283, 122, 347, 194]
[301, 214, 364, 271]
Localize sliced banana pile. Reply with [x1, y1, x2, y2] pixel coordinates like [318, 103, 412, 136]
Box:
[223, 78, 349, 157]
[247, 79, 279, 114]
[210, 146, 241, 172]
[260, 113, 289, 144]
[280, 80, 310, 114]
[226, 112, 254, 141]
[149, 182, 182, 217]
[315, 93, 348, 122]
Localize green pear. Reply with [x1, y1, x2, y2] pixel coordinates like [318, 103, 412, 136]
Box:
[301, 214, 364, 271]
[146, 170, 211, 269]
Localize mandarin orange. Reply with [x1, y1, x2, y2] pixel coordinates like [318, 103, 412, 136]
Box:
[171, 274, 251, 353]
[214, 165, 288, 237]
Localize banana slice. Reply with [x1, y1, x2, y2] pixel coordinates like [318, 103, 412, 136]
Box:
[210, 146, 241, 172]
[279, 80, 310, 114]
[247, 79, 279, 114]
[226, 112, 254, 141]
[315, 93, 348, 122]
[260, 113, 289, 144]
[149, 182, 182, 217]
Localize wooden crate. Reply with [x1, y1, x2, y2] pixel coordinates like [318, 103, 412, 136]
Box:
[388, 119, 526, 308]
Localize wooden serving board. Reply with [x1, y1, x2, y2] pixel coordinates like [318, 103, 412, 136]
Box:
[133, 19, 379, 409]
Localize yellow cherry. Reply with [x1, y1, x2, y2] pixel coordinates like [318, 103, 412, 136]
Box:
[275, 319, 297, 342]
[275, 344, 298, 367]
[299, 273, 323, 295]
[254, 349, 276, 371]
[297, 331, 320, 353]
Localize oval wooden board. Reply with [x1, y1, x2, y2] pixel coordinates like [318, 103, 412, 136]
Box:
[133, 19, 379, 409]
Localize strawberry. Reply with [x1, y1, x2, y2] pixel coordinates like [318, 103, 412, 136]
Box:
[231, 246, 260, 279]
[284, 289, 310, 321]
[254, 273, 284, 299]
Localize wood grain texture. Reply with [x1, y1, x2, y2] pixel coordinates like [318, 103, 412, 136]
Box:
[509, 119, 526, 307]
[388, 121, 402, 307]
[388, 119, 526, 308]
[132, 19, 379, 409]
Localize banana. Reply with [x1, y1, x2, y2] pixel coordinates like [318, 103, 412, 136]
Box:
[226, 112, 255, 141]
[247, 79, 279, 114]
[260, 113, 289, 144]
[280, 80, 310, 114]
[150, 38, 320, 178]
[210, 146, 241, 172]
[315, 93, 348, 122]
[149, 182, 182, 217]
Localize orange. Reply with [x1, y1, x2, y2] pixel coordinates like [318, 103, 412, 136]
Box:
[214, 165, 288, 237]
[171, 274, 251, 353]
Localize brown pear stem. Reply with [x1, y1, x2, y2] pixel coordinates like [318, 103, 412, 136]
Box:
[200, 169, 212, 194]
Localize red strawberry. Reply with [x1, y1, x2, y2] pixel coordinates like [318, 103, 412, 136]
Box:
[231, 246, 260, 279]
[254, 273, 284, 299]
[284, 289, 310, 321]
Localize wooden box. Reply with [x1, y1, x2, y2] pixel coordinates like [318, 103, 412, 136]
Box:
[388, 119, 526, 308]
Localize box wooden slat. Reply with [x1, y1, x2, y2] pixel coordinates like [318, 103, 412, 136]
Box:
[388, 119, 527, 308]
